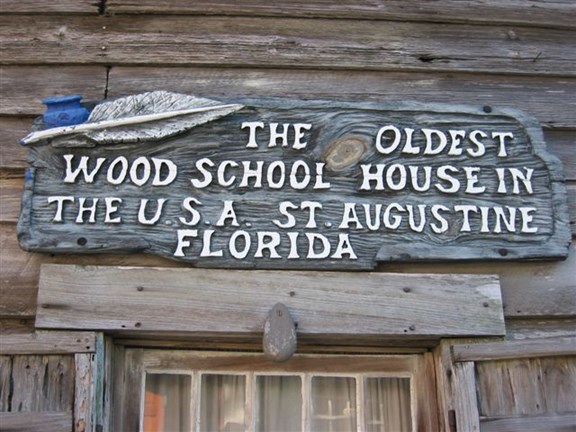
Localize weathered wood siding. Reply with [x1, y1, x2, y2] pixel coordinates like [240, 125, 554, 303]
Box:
[1, 1, 575, 429]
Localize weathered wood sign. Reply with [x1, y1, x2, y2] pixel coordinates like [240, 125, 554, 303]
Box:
[18, 91, 570, 269]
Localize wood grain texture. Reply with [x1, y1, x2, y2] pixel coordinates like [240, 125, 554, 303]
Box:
[415, 352, 441, 432]
[384, 243, 576, 317]
[17, 99, 571, 267]
[0, 66, 108, 116]
[452, 337, 576, 362]
[0, 356, 11, 411]
[0, 117, 32, 168]
[74, 353, 94, 432]
[0, 224, 185, 318]
[480, 413, 576, 432]
[3, 124, 575, 177]
[2, 223, 574, 319]
[506, 318, 576, 341]
[10, 355, 74, 412]
[0, 174, 23, 223]
[0, 411, 72, 431]
[453, 361, 481, 432]
[3, 66, 575, 127]
[104, 0, 576, 29]
[476, 356, 576, 416]
[89, 67, 576, 129]
[1, 15, 574, 76]
[35, 265, 505, 337]
[1, 0, 98, 14]
[0, 331, 96, 355]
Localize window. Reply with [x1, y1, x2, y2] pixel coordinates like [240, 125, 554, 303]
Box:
[115, 350, 438, 432]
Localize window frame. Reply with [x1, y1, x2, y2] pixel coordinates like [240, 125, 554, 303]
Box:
[114, 348, 439, 432]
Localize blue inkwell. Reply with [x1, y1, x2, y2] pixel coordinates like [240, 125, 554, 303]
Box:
[42, 95, 89, 129]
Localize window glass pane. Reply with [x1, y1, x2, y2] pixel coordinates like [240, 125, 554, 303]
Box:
[255, 375, 302, 432]
[143, 373, 191, 432]
[365, 377, 412, 432]
[311, 376, 356, 432]
[200, 374, 246, 432]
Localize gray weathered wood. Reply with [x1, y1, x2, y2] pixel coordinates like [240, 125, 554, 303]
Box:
[36, 264, 505, 337]
[2, 122, 575, 176]
[1, 16, 574, 76]
[74, 353, 95, 432]
[0, 174, 23, 224]
[0, 117, 32, 167]
[0, 331, 96, 355]
[385, 243, 576, 317]
[0, 411, 73, 431]
[0, 66, 561, 128]
[104, 0, 576, 29]
[0, 66, 108, 116]
[476, 356, 576, 416]
[2, 223, 574, 319]
[480, 413, 576, 432]
[10, 355, 75, 411]
[416, 352, 441, 431]
[1, 0, 98, 14]
[0, 223, 185, 318]
[452, 337, 576, 362]
[453, 361, 481, 432]
[506, 318, 576, 341]
[115, 348, 143, 432]
[18, 97, 571, 268]
[106, 68, 576, 129]
[0, 356, 11, 411]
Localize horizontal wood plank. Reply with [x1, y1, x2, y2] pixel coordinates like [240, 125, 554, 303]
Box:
[385, 242, 576, 317]
[0, 223, 186, 317]
[0, 1, 98, 14]
[0, 117, 32, 167]
[506, 318, 576, 341]
[106, 67, 576, 129]
[0, 411, 72, 431]
[105, 0, 576, 29]
[0, 331, 96, 354]
[546, 130, 576, 179]
[452, 337, 576, 362]
[1, 223, 574, 318]
[480, 413, 576, 432]
[3, 66, 575, 128]
[0, 66, 108, 116]
[1, 16, 574, 76]
[35, 265, 505, 337]
[0, 174, 23, 223]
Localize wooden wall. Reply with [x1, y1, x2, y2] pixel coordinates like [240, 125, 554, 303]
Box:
[1, 1, 575, 431]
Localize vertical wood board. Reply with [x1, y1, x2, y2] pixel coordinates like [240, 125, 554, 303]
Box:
[9, 355, 74, 412]
[476, 356, 576, 417]
[453, 361, 481, 432]
[103, 0, 576, 29]
[106, 67, 576, 129]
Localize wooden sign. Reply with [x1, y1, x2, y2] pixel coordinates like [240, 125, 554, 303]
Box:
[18, 92, 570, 270]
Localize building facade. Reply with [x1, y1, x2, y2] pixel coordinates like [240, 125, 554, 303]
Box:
[1, 1, 575, 431]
